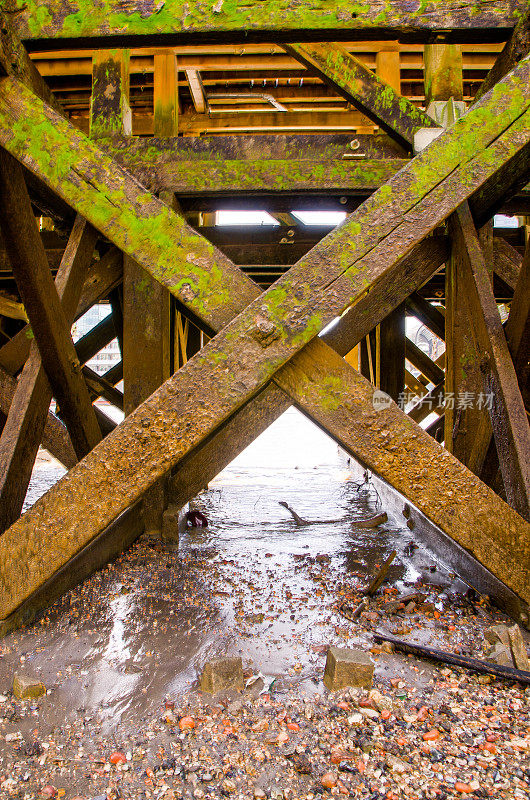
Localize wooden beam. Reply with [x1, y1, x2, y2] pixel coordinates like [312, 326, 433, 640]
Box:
[475, 6, 530, 102]
[0, 215, 98, 533]
[405, 292, 445, 342]
[90, 49, 131, 138]
[75, 313, 116, 366]
[285, 42, 437, 149]
[1, 56, 529, 621]
[0, 295, 27, 322]
[83, 364, 124, 410]
[378, 305, 405, 402]
[275, 338, 530, 603]
[0, 364, 76, 469]
[185, 69, 206, 114]
[12, 1, 524, 45]
[0, 246, 122, 376]
[154, 52, 179, 137]
[451, 203, 530, 519]
[424, 44, 463, 106]
[405, 338, 445, 385]
[0, 151, 102, 458]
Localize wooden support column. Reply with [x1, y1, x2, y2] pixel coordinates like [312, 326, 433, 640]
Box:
[90, 49, 131, 138]
[379, 304, 406, 403]
[124, 51, 174, 533]
[374, 48, 405, 403]
[451, 204, 530, 520]
[154, 52, 179, 137]
[424, 44, 463, 107]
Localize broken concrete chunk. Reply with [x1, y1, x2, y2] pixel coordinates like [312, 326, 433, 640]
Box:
[161, 504, 182, 543]
[486, 643, 513, 667]
[323, 646, 374, 691]
[13, 673, 45, 700]
[507, 625, 530, 671]
[199, 657, 244, 694]
[484, 625, 511, 649]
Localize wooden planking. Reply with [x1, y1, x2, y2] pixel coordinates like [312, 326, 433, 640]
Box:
[0, 216, 98, 533]
[1, 57, 529, 618]
[451, 204, 530, 519]
[475, 6, 530, 102]
[12, 1, 525, 45]
[0, 151, 102, 458]
[285, 42, 436, 148]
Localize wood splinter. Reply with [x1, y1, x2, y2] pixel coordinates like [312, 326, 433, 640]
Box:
[363, 550, 397, 596]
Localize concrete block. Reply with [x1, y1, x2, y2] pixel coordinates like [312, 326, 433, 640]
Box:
[323, 646, 374, 691]
[199, 657, 244, 694]
[13, 673, 45, 700]
[161, 504, 184, 543]
[484, 625, 511, 649]
[508, 625, 530, 671]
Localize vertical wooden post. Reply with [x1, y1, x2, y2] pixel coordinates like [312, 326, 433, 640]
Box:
[378, 305, 406, 403]
[122, 51, 175, 533]
[153, 52, 179, 137]
[424, 44, 463, 107]
[423, 44, 464, 454]
[90, 49, 131, 138]
[375, 47, 405, 403]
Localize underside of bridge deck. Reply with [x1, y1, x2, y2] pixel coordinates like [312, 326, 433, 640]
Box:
[0, 3, 528, 635]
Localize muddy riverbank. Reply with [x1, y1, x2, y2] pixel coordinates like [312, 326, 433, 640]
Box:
[0, 410, 528, 798]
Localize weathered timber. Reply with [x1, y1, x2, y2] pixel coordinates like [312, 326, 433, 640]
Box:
[11, 1, 525, 45]
[506, 240, 530, 403]
[405, 339, 445, 386]
[378, 305, 405, 402]
[0, 246, 122, 376]
[0, 77, 259, 335]
[373, 633, 530, 685]
[451, 204, 530, 520]
[274, 339, 530, 603]
[75, 312, 116, 366]
[408, 381, 445, 425]
[285, 42, 437, 149]
[0, 11, 64, 116]
[494, 237, 523, 291]
[405, 293, 445, 342]
[0, 216, 98, 533]
[0, 365, 76, 469]
[0, 151, 102, 458]
[475, 6, 530, 102]
[1, 58, 529, 619]
[364, 550, 397, 596]
[83, 365, 124, 410]
[90, 49, 131, 138]
[424, 45, 463, 106]
[153, 53, 178, 137]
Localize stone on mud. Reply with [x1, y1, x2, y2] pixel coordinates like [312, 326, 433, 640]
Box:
[507, 625, 530, 671]
[486, 643, 513, 667]
[13, 673, 45, 700]
[199, 656, 244, 694]
[484, 625, 511, 649]
[162, 504, 181, 543]
[323, 646, 374, 691]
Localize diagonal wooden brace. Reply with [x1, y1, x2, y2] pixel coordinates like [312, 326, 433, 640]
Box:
[0, 57, 529, 621]
[284, 42, 438, 149]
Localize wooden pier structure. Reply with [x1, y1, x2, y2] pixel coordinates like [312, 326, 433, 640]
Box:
[0, 1, 528, 633]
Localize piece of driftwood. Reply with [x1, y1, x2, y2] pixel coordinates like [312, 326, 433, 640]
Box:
[351, 512, 388, 528]
[364, 550, 397, 596]
[373, 632, 530, 685]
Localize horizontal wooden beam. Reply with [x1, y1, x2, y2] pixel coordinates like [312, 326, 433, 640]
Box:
[12, 1, 524, 46]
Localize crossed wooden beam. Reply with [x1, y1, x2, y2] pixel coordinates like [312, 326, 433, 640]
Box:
[0, 21, 528, 631]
